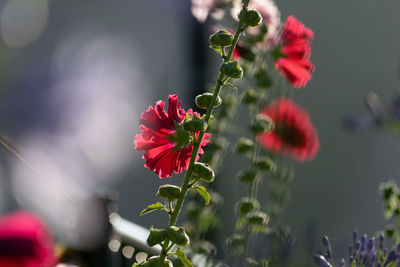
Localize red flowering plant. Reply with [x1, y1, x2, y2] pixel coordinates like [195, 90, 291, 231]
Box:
[133, 0, 320, 265]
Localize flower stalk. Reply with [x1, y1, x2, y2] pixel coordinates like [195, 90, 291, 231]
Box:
[156, 1, 252, 266]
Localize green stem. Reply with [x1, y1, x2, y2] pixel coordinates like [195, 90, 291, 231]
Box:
[157, 1, 250, 266]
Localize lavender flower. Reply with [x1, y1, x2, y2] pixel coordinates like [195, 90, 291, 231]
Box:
[314, 231, 400, 267]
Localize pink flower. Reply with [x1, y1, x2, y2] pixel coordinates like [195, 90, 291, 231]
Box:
[0, 211, 57, 267]
[274, 16, 315, 88]
[134, 95, 210, 178]
[191, 0, 228, 23]
[257, 97, 319, 161]
[232, 0, 281, 48]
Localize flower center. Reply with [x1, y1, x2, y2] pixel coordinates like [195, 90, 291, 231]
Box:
[275, 121, 306, 147]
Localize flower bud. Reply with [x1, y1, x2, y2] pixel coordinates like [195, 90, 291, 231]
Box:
[195, 92, 222, 109]
[209, 30, 234, 47]
[183, 114, 207, 132]
[247, 211, 269, 225]
[241, 89, 258, 104]
[235, 44, 256, 61]
[242, 9, 262, 27]
[236, 197, 259, 215]
[166, 226, 190, 247]
[157, 184, 181, 200]
[227, 234, 246, 248]
[253, 157, 276, 172]
[220, 61, 243, 79]
[254, 68, 273, 88]
[235, 138, 255, 154]
[193, 162, 215, 182]
[249, 114, 274, 134]
[146, 227, 166, 247]
[238, 170, 257, 183]
[136, 256, 172, 267]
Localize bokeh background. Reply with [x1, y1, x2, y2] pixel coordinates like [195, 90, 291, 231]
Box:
[1, 0, 400, 263]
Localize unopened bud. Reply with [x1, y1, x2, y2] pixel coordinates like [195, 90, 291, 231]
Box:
[238, 170, 257, 183]
[147, 227, 166, 247]
[227, 234, 246, 248]
[236, 197, 259, 215]
[157, 184, 181, 200]
[235, 138, 255, 154]
[166, 226, 190, 247]
[242, 89, 258, 104]
[195, 92, 222, 109]
[193, 162, 215, 182]
[249, 114, 274, 134]
[183, 115, 207, 132]
[247, 211, 269, 225]
[137, 256, 172, 267]
[242, 9, 262, 27]
[254, 68, 273, 88]
[210, 30, 234, 47]
[220, 61, 243, 79]
[253, 157, 276, 172]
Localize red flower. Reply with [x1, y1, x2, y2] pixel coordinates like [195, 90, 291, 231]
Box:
[257, 97, 319, 161]
[274, 16, 315, 88]
[0, 211, 57, 267]
[134, 94, 210, 178]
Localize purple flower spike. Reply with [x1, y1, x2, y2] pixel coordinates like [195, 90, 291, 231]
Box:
[366, 237, 375, 254]
[313, 255, 333, 267]
[361, 234, 367, 252]
[355, 241, 361, 253]
[379, 232, 385, 250]
[383, 250, 396, 266]
[353, 229, 358, 246]
[322, 236, 332, 260]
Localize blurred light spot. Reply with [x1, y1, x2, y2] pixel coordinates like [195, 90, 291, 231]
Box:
[0, 0, 49, 48]
[108, 239, 121, 252]
[135, 252, 148, 263]
[122, 245, 135, 259]
[109, 213, 121, 225]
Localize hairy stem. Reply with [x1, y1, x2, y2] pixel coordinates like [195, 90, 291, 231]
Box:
[157, 1, 251, 266]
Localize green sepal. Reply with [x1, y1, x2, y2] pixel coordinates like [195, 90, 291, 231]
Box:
[157, 184, 182, 200]
[146, 227, 166, 247]
[166, 226, 190, 247]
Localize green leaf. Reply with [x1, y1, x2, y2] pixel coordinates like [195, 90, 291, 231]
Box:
[225, 82, 238, 91]
[140, 202, 165, 216]
[194, 185, 210, 205]
[209, 45, 223, 56]
[175, 248, 193, 267]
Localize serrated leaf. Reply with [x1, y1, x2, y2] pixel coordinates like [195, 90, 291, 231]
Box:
[209, 45, 223, 56]
[225, 82, 238, 91]
[175, 248, 193, 267]
[194, 185, 210, 205]
[140, 202, 165, 216]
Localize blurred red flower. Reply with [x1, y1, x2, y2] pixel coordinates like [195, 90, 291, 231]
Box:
[258, 97, 319, 161]
[274, 16, 314, 88]
[0, 211, 57, 267]
[135, 94, 210, 178]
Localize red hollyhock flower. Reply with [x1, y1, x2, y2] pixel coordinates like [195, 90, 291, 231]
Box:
[134, 94, 210, 178]
[257, 97, 319, 161]
[0, 211, 57, 267]
[274, 16, 315, 88]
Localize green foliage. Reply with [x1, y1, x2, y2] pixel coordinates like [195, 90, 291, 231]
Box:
[140, 202, 166, 216]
